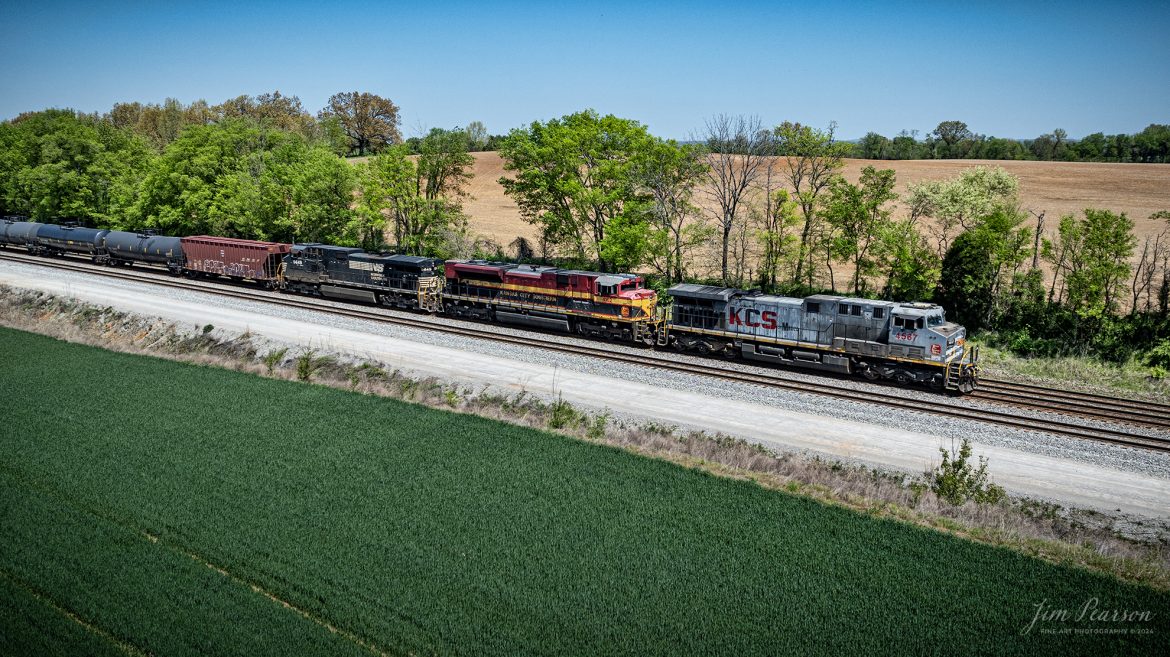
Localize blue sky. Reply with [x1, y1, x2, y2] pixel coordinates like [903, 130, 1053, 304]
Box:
[1, 0, 1167, 140]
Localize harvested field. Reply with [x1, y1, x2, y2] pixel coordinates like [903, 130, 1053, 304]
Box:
[2, 327, 1168, 655]
[353, 153, 1170, 269]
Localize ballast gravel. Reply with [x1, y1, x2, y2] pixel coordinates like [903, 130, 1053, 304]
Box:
[3, 258, 1169, 518]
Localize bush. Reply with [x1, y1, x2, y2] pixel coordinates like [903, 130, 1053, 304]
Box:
[295, 349, 333, 382]
[929, 439, 1006, 506]
[1144, 339, 1170, 371]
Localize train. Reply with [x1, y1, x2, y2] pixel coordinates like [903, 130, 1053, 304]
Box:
[0, 216, 979, 393]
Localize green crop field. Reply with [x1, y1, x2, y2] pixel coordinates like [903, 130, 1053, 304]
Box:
[0, 326, 1166, 655]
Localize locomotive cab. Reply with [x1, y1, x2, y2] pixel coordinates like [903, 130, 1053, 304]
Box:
[595, 275, 657, 320]
[889, 306, 968, 364]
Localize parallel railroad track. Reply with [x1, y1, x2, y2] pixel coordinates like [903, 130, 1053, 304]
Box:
[970, 382, 1170, 431]
[3, 250, 1168, 455]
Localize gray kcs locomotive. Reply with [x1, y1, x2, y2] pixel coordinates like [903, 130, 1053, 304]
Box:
[666, 285, 978, 392]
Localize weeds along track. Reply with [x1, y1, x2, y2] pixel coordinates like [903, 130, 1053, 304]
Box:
[3, 250, 1168, 455]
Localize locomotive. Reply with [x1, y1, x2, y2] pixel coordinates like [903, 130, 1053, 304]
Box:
[281, 243, 444, 311]
[667, 284, 978, 393]
[442, 261, 662, 344]
[0, 216, 979, 392]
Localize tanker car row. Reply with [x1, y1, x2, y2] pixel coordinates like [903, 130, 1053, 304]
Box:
[1, 217, 979, 393]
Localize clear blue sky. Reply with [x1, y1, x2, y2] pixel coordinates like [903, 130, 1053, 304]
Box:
[2, 0, 1167, 140]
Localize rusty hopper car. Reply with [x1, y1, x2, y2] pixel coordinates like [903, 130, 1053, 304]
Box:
[443, 261, 665, 344]
[667, 285, 978, 392]
[180, 236, 291, 286]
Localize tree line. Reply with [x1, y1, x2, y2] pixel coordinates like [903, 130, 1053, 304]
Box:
[852, 121, 1170, 163]
[1, 98, 1167, 367]
[0, 92, 489, 255]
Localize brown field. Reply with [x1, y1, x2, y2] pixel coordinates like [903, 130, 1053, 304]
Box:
[455, 153, 1170, 244]
[353, 153, 1170, 278]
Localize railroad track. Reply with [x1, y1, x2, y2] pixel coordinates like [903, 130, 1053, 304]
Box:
[970, 382, 1170, 431]
[3, 250, 1169, 455]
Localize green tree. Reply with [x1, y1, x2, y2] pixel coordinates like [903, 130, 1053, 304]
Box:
[856, 132, 891, 159]
[633, 139, 710, 283]
[929, 439, 1005, 506]
[1134, 124, 1170, 163]
[774, 121, 853, 288]
[822, 166, 898, 295]
[936, 209, 1032, 330]
[877, 219, 940, 301]
[465, 121, 489, 151]
[358, 128, 475, 256]
[214, 90, 317, 139]
[319, 91, 402, 156]
[752, 189, 799, 291]
[133, 119, 354, 242]
[889, 130, 924, 159]
[1045, 209, 1137, 316]
[907, 165, 1020, 258]
[417, 127, 474, 202]
[498, 109, 655, 270]
[0, 109, 152, 224]
[930, 120, 974, 158]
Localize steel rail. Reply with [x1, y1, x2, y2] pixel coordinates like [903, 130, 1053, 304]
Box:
[3, 250, 1168, 454]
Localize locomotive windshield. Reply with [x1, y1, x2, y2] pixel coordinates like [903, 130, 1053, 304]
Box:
[927, 313, 944, 327]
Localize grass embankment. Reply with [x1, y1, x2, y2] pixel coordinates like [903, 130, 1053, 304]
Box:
[1, 327, 1167, 655]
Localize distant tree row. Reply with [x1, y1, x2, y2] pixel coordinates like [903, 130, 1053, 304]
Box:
[852, 121, 1170, 163]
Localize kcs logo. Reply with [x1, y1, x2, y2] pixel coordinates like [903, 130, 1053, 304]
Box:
[728, 308, 778, 330]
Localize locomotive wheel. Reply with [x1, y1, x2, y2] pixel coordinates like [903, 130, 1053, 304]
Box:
[861, 366, 880, 381]
[893, 370, 913, 385]
[695, 342, 711, 356]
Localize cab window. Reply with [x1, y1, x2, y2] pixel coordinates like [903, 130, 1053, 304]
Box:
[893, 316, 922, 330]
